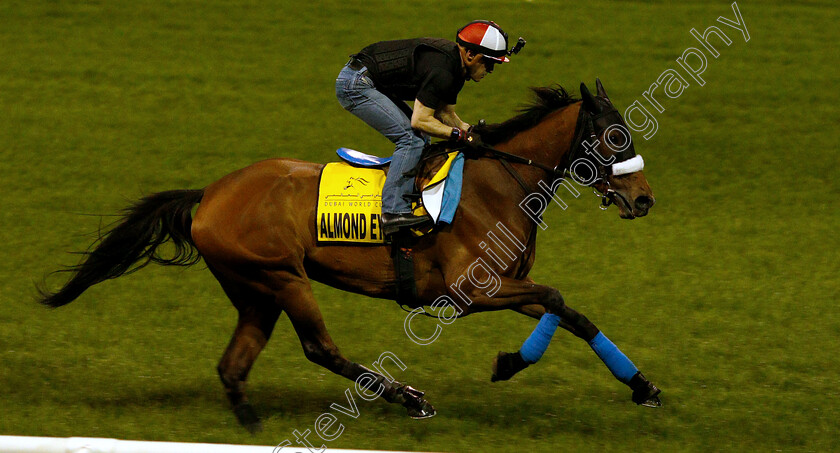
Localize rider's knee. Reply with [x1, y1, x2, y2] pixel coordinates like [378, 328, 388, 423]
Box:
[395, 129, 426, 150]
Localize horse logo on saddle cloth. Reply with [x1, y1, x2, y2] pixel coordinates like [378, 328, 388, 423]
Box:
[316, 147, 465, 244]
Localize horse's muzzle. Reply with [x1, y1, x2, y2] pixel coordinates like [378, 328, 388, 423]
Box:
[633, 195, 654, 217]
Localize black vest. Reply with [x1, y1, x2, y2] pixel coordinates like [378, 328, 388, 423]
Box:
[354, 38, 460, 99]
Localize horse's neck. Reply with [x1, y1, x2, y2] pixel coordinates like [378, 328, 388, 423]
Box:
[499, 103, 581, 167]
[495, 102, 582, 186]
[461, 103, 583, 248]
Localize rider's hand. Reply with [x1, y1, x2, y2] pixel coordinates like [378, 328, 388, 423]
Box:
[451, 127, 483, 149]
[468, 119, 486, 133]
[463, 131, 483, 149]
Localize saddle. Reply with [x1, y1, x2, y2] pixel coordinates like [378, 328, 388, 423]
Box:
[331, 146, 465, 234]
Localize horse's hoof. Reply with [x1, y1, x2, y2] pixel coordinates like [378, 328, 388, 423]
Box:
[639, 395, 663, 408]
[491, 351, 529, 382]
[234, 402, 263, 433]
[406, 400, 437, 419]
[629, 372, 662, 408]
[399, 385, 436, 419]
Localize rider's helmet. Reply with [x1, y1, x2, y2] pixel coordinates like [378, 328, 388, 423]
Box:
[456, 20, 510, 63]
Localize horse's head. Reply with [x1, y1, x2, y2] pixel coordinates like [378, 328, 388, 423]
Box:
[575, 79, 655, 219]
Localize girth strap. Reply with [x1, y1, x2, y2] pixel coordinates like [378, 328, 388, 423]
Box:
[390, 236, 419, 308]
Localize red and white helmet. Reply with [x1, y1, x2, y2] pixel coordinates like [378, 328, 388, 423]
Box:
[456, 20, 510, 63]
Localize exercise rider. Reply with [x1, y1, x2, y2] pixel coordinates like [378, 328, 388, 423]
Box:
[336, 20, 524, 237]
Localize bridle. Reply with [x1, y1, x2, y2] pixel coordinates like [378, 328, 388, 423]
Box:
[574, 106, 644, 211]
[474, 103, 645, 211]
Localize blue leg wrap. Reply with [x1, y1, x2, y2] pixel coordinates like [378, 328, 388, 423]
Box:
[588, 332, 639, 383]
[518, 313, 561, 364]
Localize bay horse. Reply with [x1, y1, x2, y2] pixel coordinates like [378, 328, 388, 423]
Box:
[39, 80, 660, 432]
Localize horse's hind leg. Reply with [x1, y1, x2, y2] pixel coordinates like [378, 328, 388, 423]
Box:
[212, 269, 282, 433]
[280, 278, 435, 418]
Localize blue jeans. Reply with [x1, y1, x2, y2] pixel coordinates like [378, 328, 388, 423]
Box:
[335, 63, 430, 215]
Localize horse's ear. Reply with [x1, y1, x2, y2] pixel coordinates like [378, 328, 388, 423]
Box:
[595, 78, 610, 102]
[580, 82, 600, 113]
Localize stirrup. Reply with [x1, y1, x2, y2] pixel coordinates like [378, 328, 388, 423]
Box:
[381, 214, 429, 237]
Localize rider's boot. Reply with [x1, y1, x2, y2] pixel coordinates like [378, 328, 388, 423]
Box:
[381, 212, 429, 237]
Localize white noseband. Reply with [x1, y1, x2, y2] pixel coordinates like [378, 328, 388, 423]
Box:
[611, 155, 644, 176]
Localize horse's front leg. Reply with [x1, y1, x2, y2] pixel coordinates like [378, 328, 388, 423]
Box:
[454, 276, 661, 407]
[510, 303, 661, 407]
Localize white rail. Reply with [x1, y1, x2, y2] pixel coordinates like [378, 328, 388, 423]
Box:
[0, 436, 424, 453]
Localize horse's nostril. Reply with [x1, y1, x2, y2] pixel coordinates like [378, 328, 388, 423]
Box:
[635, 195, 652, 211]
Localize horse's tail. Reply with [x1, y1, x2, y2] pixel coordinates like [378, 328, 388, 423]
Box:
[38, 189, 205, 308]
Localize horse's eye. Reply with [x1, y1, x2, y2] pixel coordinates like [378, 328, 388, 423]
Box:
[608, 133, 623, 147]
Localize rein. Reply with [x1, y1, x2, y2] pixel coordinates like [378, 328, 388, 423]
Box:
[471, 106, 593, 200]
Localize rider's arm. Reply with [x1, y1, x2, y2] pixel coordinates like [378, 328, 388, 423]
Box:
[435, 104, 470, 131]
[411, 99, 465, 139]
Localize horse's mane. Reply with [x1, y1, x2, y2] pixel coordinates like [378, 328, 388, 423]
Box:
[473, 85, 580, 146]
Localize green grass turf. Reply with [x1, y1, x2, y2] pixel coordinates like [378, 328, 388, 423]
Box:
[2, 0, 839, 451]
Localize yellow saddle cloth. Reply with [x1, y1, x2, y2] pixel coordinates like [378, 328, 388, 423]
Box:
[317, 162, 387, 244]
[316, 153, 461, 244]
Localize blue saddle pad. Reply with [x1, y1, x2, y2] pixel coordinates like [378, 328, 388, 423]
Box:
[337, 148, 391, 167]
